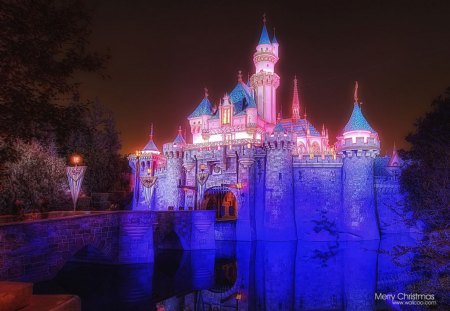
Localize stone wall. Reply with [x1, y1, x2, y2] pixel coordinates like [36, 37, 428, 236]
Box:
[294, 159, 342, 241]
[342, 152, 379, 240]
[153, 210, 215, 250]
[215, 220, 236, 240]
[264, 146, 296, 240]
[0, 210, 215, 282]
[165, 156, 185, 209]
[375, 177, 409, 234]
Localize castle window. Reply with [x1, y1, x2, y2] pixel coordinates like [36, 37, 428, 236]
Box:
[279, 172, 282, 180]
[222, 107, 231, 125]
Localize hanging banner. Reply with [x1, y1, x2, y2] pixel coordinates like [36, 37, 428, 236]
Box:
[140, 176, 158, 209]
[197, 172, 209, 208]
[66, 166, 87, 211]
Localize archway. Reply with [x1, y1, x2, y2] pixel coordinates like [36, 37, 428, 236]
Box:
[202, 187, 237, 220]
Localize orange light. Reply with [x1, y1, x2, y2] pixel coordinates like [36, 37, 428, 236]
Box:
[71, 155, 81, 166]
[147, 168, 152, 175]
[236, 293, 242, 300]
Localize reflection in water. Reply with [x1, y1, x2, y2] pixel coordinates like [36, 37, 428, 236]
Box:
[34, 235, 422, 310]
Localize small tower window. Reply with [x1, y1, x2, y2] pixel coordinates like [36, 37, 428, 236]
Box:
[279, 172, 282, 180]
[222, 107, 231, 125]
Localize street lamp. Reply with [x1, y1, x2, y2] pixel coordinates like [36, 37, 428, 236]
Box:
[66, 154, 87, 211]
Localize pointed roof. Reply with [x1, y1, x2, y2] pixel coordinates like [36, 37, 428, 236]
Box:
[229, 81, 256, 113]
[388, 143, 401, 167]
[292, 76, 300, 121]
[173, 126, 186, 145]
[342, 103, 376, 133]
[143, 123, 160, 153]
[272, 28, 278, 44]
[258, 18, 271, 45]
[188, 89, 213, 118]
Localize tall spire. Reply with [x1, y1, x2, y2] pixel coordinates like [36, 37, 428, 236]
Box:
[354, 81, 359, 103]
[204, 87, 209, 98]
[149, 123, 154, 140]
[258, 13, 271, 45]
[272, 27, 278, 44]
[292, 76, 300, 122]
[237, 70, 243, 82]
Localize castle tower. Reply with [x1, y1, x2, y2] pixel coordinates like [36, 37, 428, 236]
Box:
[263, 123, 297, 240]
[250, 15, 280, 126]
[163, 126, 186, 209]
[337, 82, 380, 240]
[291, 76, 301, 122]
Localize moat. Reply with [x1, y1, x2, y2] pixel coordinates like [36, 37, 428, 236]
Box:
[32, 235, 420, 311]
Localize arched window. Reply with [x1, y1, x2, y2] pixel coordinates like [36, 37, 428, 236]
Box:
[311, 142, 320, 154]
[222, 107, 231, 125]
[298, 143, 306, 155]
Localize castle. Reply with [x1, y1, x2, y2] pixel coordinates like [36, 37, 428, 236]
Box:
[129, 18, 408, 241]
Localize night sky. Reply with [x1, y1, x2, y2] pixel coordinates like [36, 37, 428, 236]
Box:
[77, 0, 450, 155]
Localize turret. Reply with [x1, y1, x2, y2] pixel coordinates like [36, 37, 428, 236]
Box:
[250, 15, 280, 125]
[337, 82, 380, 240]
[129, 124, 162, 210]
[188, 88, 214, 144]
[163, 126, 186, 209]
[263, 122, 297, 240]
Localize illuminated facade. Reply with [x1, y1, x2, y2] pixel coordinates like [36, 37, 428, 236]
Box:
[129, 18, 408, 241]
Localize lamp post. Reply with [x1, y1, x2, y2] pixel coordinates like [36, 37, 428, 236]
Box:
[66, 154, 87, 211]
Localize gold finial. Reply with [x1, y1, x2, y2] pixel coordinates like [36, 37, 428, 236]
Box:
[263, 13, 266, 24]
[150, 123, 154, 139]
[354, 81, 359, 103]
[237, 70, 243, 82]
[204, 87, 209, 98]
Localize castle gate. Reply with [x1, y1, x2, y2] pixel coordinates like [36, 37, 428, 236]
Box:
[202, 187, 237, 221]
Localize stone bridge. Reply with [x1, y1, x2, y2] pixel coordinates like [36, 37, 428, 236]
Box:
[0, 210, 215, 282]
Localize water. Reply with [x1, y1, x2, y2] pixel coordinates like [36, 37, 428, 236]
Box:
[34, 235, 427, 310]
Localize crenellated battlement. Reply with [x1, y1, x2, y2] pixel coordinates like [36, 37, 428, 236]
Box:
[163, 143, 184, 159]
[293, 155, 342, 167]
[264, 132, 295, 150]
[340, 149, 379, 158]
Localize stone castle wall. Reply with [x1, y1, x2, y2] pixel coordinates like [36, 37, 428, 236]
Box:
[148, 144, 409, 241]
[264, 144, 296, 240]
[294, 158, 343, 241]
[341, 152, 379, 240]
[375, 177, 409, 234]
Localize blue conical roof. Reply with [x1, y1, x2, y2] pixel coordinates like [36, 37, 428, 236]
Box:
[272, 33, 278, 44]
[258, 24, 271, 45]
[188, 97, 213, 118]
[143, 139, 159, 152]
[342, 103, 376, 133]
[229, 82, 256, 114]
[173, 133, 185, 145]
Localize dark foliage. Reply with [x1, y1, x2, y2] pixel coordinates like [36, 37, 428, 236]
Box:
[399, 88, 450, 231]
[0, 0, 128, 213]
[65, 100, 129, 193]
[0, 0, 108, 146]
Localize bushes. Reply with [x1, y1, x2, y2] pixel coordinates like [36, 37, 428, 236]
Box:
[0, 140, 68, 215]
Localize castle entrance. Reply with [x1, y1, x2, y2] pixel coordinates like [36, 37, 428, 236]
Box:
[202, 187, 237, 220]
